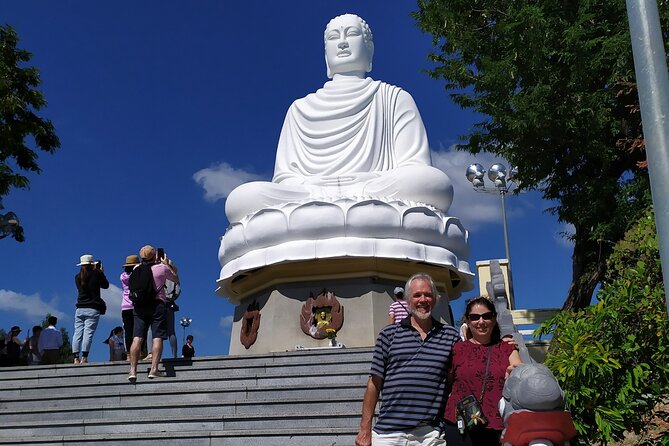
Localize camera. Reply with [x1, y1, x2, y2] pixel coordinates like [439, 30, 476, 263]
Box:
[157, 248, 165, 261]
[96, 261, 103, 270]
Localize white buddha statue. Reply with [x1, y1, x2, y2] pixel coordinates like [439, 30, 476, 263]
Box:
[225, 13, 453, 223]
[218, 14, 472, 303]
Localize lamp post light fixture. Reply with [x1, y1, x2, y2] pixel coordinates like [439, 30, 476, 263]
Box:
[0, 200, 23, 241]
[179, 317, 192, 346]
[465, 162, 518, 309]
[0, 211, 20, 239]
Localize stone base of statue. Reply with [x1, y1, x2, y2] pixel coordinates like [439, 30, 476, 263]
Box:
[217, 199, 474, 355]
[226, 274, 461, 355]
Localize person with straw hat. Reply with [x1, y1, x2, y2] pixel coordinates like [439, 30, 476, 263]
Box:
[120, 254, 141, 354]
[72, 253, 109, 364]
[127, 245, 179, 382]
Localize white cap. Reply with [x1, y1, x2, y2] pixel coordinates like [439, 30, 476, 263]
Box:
[394, 287, 404, 296]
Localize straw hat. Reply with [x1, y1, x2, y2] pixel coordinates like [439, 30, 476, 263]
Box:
[123, 255, 140, 267]
[77, 254, 96, 266]
[139, 245, 155, 260]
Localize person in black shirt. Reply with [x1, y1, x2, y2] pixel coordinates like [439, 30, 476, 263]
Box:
[5, 326, 25, 366]
[72, 254, 109, 364]
[182, 335, 195, 358]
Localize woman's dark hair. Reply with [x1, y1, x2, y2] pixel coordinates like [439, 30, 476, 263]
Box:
[103, 326, 123, 344]
[78, 264, 93, 285]
[463, 296, 501, 343]
[123, 265, 134, 274]
[464, 296, 496, 318]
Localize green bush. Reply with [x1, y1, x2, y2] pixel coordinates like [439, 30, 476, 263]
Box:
[538, 209, 668, 444]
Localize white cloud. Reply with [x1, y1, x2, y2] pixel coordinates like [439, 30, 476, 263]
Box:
[0, 286, 123, 326]
[219, 315, 234, 329]
[554, 223, 575, 248]
[101, 284, 123, 322]
[0, 289, 66, 320]
[193, 162, 266, 202]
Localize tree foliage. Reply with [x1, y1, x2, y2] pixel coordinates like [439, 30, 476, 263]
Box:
[413, 0, 667, 309]
[537, 209, 668, 444]
[0, 24, 60, 240]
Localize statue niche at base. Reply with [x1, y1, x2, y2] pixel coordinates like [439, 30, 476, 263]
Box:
[300, 290, 344, 340]
[224, 13, 453, 223]
[217, 14, 472, 302]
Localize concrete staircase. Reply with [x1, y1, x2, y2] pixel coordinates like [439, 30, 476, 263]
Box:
[0, 347, 374, 445]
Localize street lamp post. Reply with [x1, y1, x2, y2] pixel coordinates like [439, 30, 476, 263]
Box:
[626, 0, 669, 317]
[179, 317, 192, 346]
[466, 163, 518, 309]
[0, 200, 23, 241]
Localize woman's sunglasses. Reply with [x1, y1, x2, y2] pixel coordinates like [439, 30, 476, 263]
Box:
[467, 311, 495, 321]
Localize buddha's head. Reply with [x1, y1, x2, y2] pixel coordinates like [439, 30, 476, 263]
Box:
[324, 14, 374, 79]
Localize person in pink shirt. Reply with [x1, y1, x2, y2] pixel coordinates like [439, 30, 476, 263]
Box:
[387, 287, 409, 324]
[120, 255, 140, 353]
[127, 245, 179, 382]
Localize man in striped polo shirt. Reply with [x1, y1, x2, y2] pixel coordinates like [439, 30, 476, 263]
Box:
[355, 273, 459, 446]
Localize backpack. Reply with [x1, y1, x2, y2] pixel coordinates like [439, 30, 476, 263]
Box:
[128, 262, 161, 307]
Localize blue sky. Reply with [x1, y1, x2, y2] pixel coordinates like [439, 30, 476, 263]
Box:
[1, 1, 573, 362]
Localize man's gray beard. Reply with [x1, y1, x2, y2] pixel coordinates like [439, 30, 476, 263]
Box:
[411, 308, 431, 320]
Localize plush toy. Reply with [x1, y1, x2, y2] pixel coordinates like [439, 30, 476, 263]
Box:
[500, 363, 577, 446]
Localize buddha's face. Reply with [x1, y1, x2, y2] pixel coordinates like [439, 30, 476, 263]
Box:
[325, 14, 373, 78]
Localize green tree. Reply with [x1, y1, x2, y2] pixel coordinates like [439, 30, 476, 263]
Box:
[0, 24, 60, 241]
[537, 209, 668, 444]
[413, 0, 666, 310]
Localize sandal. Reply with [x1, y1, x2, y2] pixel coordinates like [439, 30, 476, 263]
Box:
[148, 370, 166, 379]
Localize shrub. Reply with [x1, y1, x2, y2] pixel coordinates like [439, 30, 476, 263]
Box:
[538, 209, 668, 444]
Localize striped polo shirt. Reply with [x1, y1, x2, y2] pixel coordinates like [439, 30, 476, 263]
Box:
[370, 316, 459, 434]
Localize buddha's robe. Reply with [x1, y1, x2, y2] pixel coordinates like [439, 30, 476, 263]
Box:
[225, 76, 453, 223]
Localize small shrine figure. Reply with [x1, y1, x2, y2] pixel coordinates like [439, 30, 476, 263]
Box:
[315, 308, 332, 329]
[300, 290, 344, 339]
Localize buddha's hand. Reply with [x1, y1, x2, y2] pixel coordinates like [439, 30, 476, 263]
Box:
[305, 173, 378, 186]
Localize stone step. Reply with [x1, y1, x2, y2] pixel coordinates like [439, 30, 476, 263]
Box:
[1, 396, 363, 422]
[0, 427, 357, 446]
[0, 348, 374, 380]
[0, 413, 361, 439]
[0, 356, 372, 382]
[0, 348, 374, 444]
[0, 382, 365, 410]
[2, 364, 370, 390]
[5, 370, 369, 399]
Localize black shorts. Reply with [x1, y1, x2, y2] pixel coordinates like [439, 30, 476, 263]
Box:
[443, 421, 502, 446]
[133, 301, 167, 340]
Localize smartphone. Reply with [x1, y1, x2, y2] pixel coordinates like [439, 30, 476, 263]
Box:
[157, 248, 165, 261]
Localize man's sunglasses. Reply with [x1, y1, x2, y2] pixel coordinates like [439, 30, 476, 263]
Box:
[467, 312, 495, 321]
